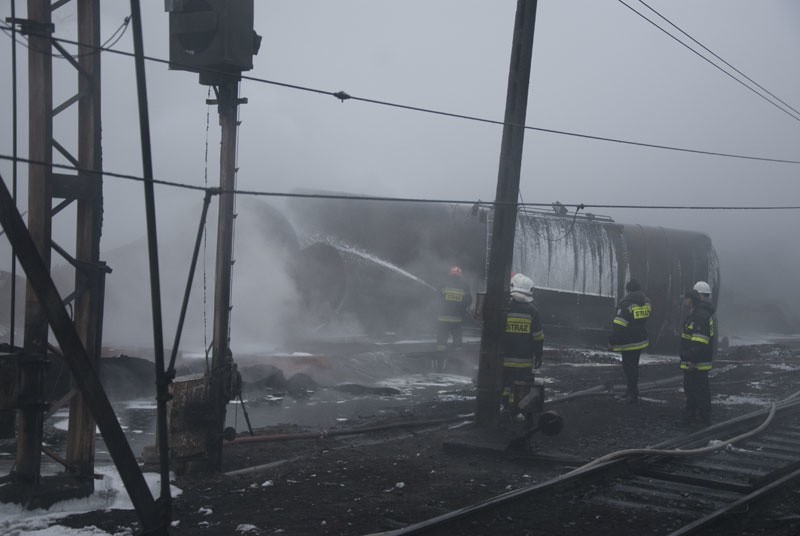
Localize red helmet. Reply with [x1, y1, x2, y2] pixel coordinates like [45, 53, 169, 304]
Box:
[449, 266, 462, 277]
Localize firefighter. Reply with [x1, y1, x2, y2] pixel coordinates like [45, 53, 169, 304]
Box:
[680, 281, 715, 426]
[609, 279, 651, 404]
[435, 265, 472, 371]
[500, 273, 544, 414]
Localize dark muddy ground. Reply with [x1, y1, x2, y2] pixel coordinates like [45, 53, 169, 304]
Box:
[39, 344, 800, 535]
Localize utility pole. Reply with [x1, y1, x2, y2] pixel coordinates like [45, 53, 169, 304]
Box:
[165, 0, 260, 471]
[6, 0, 108, 498]
[0, 175, 162, 531]
[207, 79, 240, 472]
[15, 0, 53, 485]
[66, 0, 105, 487]
[476, 0, 539, 426]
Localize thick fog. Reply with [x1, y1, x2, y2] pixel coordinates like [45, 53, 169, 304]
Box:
[1, 1, 799, 350]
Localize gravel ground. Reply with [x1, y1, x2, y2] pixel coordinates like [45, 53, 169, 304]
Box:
[43, 343, 800, 535]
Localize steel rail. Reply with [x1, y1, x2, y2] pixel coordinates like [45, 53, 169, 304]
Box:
[368, 396, 800, 536]
[666, 467, 800, 536]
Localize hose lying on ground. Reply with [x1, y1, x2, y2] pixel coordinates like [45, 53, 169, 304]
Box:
[577, 402, 777, 471]
[225, 415, 474, 445]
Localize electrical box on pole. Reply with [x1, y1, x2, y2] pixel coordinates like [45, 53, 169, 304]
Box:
[165, 0, 261, 84]
[163, 0, 258, 472]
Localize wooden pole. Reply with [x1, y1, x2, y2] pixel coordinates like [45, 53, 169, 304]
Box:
[207, 78, 239, 472]
[16, 0, 53, 482]
[66, 0, 105, 485]
[475, 0, 539, 426]
[0, 176, 162, 532]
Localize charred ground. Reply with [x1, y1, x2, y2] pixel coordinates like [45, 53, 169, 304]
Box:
[45, 344, 800, 535]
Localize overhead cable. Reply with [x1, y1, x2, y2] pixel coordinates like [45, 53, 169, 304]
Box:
[0, 14, 131, 60]
[2, 154, 799, 212]
[618, 0, 800, 123]
[1, 24, 799, 166]
[636, 0, 800, 119]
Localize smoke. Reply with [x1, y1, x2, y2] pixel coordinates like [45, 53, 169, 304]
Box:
[101, 198, 303, 355]
[228, 199, 303, 354]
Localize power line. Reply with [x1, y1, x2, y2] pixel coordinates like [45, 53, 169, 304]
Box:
[617, 0, 800, 123]
[2, 154, 799, 211]
[0, 15, 131, 61]
[637, 0, 800, 119]
[2, 24, 799, 166]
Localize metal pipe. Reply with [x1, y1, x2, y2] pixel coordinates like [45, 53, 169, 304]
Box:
[10, 0, 18, 346]
[167, 190, 214, 376]
[129, 0, 171, 514]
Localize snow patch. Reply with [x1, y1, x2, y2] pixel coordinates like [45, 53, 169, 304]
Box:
[715, 394, 772, 407]
[561, 363, 617, 368]
[125, 401, 157, 410]
[375, 374, 472, 395]
[767, 363, 800, 372]
[0, 466, 180, 535]
[437, 394, 476, 402]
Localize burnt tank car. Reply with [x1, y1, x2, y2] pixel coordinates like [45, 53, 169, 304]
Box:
[514, 210, 719, 352]
[284, 197, 719, 354]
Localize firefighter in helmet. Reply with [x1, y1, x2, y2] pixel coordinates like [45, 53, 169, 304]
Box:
[609, 278, 651, 404]
[500, 273, 544, 413]
[680, 281, 715, 426]
[435, 265, 472, 371]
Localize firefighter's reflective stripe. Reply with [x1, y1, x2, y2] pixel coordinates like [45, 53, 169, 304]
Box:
[443, 288, 465, 302]
[438, 315, 462, 323]
[681, 361, 713, 371]
[691, 333, 710, 344]
[503, 357, 533, 368]
[681, 332, 692, 340]
[531, 329, 544, 342]
[709, 318, 715, 337]
[611, 340, 649, 352]
[613, 316, 629, 327]
[506, 313, 531, 334]
[631, 304, 651, 319]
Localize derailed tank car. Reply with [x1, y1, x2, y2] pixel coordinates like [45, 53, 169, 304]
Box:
[513, 209, 719, 353]
[283, 197, 719, 354]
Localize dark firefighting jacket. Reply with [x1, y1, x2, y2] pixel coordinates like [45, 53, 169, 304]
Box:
[500, 298, 544, 368]
[609, 290, 651, 352]
[437, 276, 472, 323]
[679, 301, 715, 371]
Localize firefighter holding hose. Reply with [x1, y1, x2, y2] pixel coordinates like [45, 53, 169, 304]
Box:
[435, 265, 472, 371]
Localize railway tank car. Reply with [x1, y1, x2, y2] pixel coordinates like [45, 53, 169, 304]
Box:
[281, 196, 719, 354]
[513, 209, 719, 352]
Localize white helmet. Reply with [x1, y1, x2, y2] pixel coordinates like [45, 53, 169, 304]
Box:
[693, 281, 712, 297]
[510, 273, 534, 303]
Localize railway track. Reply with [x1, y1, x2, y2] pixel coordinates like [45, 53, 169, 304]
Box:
[371, 396, 800, 536]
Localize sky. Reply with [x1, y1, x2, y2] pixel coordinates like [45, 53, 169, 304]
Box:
[1, 0, 799, 346]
